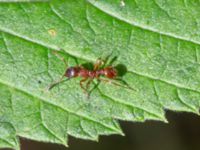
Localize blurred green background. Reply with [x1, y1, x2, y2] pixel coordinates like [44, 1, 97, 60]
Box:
[10, 110, 200, 150]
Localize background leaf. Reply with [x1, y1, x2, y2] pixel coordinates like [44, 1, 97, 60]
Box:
[0, 0, 200, 149]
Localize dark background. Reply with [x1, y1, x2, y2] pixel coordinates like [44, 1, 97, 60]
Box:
[4, 110, 200, 150]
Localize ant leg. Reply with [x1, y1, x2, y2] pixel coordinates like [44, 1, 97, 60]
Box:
[93, 52, 117, 70]
[87, 79, 101, 97]
[93, 55, 110, 70]
[80, 78, 88, 94]
[98, 78, 135, 91]
[86, 79, 93, 89]
[101, 51, 116, 67]
[93, 59, 104, 70]
[85, 79, 94, 97]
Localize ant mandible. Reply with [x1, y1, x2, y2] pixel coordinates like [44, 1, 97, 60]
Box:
[48, 51, 134, 97]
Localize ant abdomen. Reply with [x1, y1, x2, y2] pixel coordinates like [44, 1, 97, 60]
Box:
[103, 67, 117, 78]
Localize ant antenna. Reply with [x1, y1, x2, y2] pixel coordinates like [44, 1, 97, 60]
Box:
[52, 50, 68, 67]
[48, 51, 69, 90]
[48, 76, 70, 90]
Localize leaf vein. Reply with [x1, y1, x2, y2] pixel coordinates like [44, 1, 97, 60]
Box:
[128, 70, 200, 94]
[97, 87, 163, 120]
[39, 101, 65, 143]
[0, 79, 120, 134]
[176, 89, 197, 112]
[87, 0, 200, 46]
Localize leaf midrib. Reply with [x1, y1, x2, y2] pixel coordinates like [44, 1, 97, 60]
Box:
[0, 137, 15, 148]
[0, 26, 199, 94]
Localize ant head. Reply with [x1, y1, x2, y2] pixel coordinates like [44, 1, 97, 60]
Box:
[65, 67, 79, 78]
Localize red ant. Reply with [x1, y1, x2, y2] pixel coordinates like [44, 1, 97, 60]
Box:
[48, 52, 134, 96]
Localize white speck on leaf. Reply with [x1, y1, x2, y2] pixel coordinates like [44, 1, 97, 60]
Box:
[120, 0, 125, 7]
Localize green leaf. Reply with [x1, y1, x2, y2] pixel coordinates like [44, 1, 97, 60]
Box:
[0, 0, 200, 149]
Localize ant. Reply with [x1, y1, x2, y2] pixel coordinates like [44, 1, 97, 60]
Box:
[48, 51, 134, 97]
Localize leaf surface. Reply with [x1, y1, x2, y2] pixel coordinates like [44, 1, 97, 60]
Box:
[0, 0, 200, 149]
